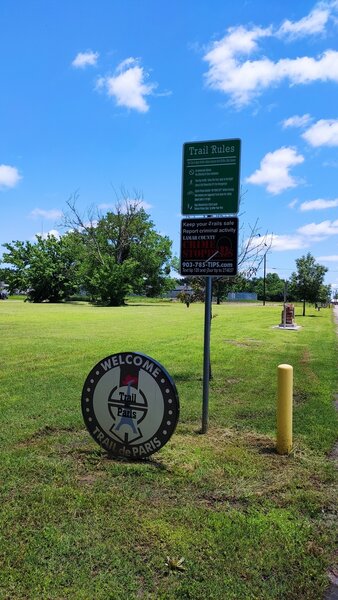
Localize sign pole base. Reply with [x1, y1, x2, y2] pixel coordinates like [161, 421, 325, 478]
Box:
[202, 277, 212, 433]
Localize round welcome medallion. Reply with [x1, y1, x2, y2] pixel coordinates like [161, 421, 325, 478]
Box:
[81, 352, 179, 459]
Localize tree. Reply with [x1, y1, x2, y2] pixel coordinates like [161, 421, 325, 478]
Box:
[289, 253, 328, 316]
[212, 218, 272, 303]
[177, 288, 192, 307]
[63, 196, 173, 306]
[251, 273, 285, 302]
[1, 234, 80, 302]
[317, 284, 332, 305]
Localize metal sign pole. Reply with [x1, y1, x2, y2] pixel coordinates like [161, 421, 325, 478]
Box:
[202, 276, 212, 433]
[181, 139, 242, 436]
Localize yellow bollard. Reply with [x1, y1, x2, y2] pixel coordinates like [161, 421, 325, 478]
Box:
[277, 364, 293, 455]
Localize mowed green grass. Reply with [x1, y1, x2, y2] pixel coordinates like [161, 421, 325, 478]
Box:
[0, 300, 337, 599]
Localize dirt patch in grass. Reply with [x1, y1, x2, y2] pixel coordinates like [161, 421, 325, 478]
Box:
[300, 348, 312, 364]
[293, 389, 309, 405]
[198, 491, 250, 510]
[17, 425, 81, 447]
[224, 338, 262, 347]
[76, 471, 106, 486]
[225, 377, 243, 384]
[299, 348, 319, 383]
[328, 394, 338, 465]
[236, 408, 273, 420]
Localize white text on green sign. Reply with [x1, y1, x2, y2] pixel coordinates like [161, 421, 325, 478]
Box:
[182, 139, 241, 215]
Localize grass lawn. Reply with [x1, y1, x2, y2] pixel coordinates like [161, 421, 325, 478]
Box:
[0, 299, 337, 599]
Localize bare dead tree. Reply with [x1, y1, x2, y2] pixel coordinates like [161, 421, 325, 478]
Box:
[230, 187, 272, 278]
[61, 188, 147, 267]
[61, 191, 105, 265]
[237, 217, 272, 278]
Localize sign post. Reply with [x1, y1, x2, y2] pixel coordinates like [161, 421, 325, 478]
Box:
[202, 277, 212, 433]
[181, 217, 239, 430]
[181, 138, 241, 434]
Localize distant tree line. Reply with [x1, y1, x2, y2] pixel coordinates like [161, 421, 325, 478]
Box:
[0, 191, 331, 314]
[179, 253, 331, 316]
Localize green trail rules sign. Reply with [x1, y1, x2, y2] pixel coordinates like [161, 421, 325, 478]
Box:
[182, 139, 241, 215]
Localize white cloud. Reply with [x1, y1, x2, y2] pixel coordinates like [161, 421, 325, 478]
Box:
[30, 208, 63, 220]
[302, 118, 338, 146]
[300, 198, 338, 211]
[297, 219, 338, 237]
[316, 254, 338, 261]
[268, 213, 338, 252]
[246, 146, 304, 194]
[203, 26, 273, 107]
[282, 114, 312, 128]
[270, 234, 309, 251]
[72, 50, 99, 68]
[127, 200, 152, 211]
[288, 199, 298, 209]
[35, 229, 61, 240]
[96, 57, 157, 112]
[323, 159, 338, 167]
[203, 3, 338, 107]
[204, 39, 338, 107]
[277, 5, 331, 39]
[265, 192, 338, 251]
[0, 164, 21, 189]
[83, 220, 98, 229]
[116, 57, 137, 72]
[97, 203, 115, 210]
[268, 218, 338, 255]
[98, 200, 152, 211]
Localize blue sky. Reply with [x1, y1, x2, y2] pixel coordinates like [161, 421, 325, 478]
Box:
[1, 0, 338, 291]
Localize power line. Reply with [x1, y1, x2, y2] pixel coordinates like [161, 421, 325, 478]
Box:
[270, 267, 338, 273]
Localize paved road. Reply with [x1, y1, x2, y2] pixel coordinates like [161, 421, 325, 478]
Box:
[323, 306, 338, 599]
[334, 304, 338, 326]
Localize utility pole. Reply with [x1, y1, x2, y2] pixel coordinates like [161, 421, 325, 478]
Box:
[263, 251, 267, 306]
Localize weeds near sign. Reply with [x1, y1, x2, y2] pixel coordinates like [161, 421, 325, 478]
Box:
[165, 556, 186, 573]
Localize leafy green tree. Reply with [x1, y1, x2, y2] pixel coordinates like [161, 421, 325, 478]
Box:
[1, 234, 80, 302]
[251, 273, 285, 301]
[64, 199, 173, 306]
[177, 288, 193, 307]
[213, 278, 232, 304]
[212, 273, 251, 304]
[289, 253, 328, 316]
[317, 284, 332, 305]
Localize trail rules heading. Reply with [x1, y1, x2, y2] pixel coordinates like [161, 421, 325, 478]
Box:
[180, 217, 238, 277]
[182, 139, 241, 215]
